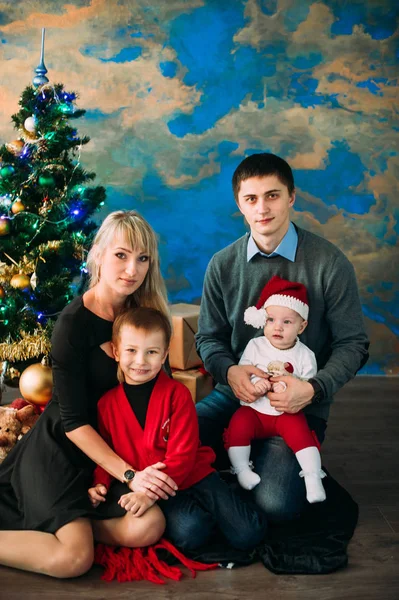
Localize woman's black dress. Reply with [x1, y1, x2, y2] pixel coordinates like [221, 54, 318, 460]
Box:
[0, 296, 119, 533]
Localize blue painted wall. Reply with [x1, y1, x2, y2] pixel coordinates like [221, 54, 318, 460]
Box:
[0, 0, 398, 374]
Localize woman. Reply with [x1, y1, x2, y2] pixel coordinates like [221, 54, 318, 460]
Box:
[0, 211, 177, 578]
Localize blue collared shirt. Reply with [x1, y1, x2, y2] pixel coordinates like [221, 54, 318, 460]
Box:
[247, 221, 298, 262]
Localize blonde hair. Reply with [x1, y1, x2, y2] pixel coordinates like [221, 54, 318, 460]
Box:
[113, 307, 172, 383]
[86, 210, 170, 318]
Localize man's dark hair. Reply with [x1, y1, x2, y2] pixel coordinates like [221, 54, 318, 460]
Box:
[232, 153, 295, 201]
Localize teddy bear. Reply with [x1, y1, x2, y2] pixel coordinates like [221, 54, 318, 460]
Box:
[0, 403, 40, 463]
[265, 360, 294, 377]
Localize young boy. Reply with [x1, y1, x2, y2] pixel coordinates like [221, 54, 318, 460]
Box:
[224, 276, 326, 503]
[88, 307, 267, 552]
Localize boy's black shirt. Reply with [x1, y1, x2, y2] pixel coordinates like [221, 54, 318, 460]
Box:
[123, 373, 159, 429]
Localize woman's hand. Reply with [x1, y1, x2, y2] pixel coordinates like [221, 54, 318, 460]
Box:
[129, 462, 178, 500]
[118, 491, 155, 518]
[88, 484, 107, 508]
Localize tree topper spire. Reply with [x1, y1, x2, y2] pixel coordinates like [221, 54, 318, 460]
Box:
[33, 28, 49, 88]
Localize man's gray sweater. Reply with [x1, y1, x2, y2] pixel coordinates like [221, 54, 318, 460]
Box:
[195, 224, 369, 421]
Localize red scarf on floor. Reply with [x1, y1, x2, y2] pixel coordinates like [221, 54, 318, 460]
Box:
[94, 538, 219, 584]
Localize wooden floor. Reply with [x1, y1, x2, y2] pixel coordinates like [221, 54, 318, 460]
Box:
[1, 376, 398, 600]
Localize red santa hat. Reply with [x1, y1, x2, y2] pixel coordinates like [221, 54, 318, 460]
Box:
[244, 275, 309, 328]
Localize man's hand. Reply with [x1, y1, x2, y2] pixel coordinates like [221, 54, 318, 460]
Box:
[88, 484, 107, 508]
[268, 377, 314, 413]
[227, 365, 269, 403]
[118, 491, 155, 518]
[129, 462, 178, 501]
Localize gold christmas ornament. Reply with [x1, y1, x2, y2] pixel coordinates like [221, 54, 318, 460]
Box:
[19, 357, 53, 406]
[0, 284, 5, 299]
[6, 139, 25, 156]
[10, 273, 31, 291]
[0, 218, 10, 236]
[11, 199, 25, 214]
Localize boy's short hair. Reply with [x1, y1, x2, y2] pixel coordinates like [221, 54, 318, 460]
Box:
[113, 307, 172, 348]
[113, 307, 172, 383]
[232, 153, 295, 201]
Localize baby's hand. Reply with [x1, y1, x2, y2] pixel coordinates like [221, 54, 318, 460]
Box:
[253, 379, 272, 395]
[88, 484, 107, 508]
[272, 381, 287, 394]
[118, 491, 156, 517]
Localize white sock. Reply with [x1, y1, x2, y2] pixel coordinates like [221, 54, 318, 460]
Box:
[295, 446, 326, 503]
[228, 445, 260, 490]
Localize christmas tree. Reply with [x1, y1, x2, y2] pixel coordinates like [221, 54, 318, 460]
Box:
[0, 30, 106, 390]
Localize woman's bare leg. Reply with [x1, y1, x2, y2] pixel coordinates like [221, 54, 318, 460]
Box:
[92, 504, 165, 547]
[0, 518, 94, 578]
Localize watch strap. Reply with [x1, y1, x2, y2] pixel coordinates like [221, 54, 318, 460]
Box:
[308, 378, 324, 404]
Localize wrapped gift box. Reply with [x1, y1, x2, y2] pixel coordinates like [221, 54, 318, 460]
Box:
[172, 368, 214, 403]
[169, 303, 202, 370]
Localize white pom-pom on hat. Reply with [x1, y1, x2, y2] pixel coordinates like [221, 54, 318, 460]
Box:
[244, 306, 266, 328]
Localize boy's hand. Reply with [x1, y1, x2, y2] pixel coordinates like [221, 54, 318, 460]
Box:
[118, 491, 156, 517]
[88, 484, 107, 508]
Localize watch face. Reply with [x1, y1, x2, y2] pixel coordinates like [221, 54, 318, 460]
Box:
[124, 469, 135, 481]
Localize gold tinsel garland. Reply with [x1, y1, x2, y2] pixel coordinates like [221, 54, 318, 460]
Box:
[0, 330, 51, 362]
[18, 125, 39, 143]
[38, 240, 63, 253]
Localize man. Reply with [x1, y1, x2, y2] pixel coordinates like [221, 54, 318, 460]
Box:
[195, 153, 369, 520]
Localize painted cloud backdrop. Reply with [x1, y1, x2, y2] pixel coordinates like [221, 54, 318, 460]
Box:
[0, 0, 398, 373]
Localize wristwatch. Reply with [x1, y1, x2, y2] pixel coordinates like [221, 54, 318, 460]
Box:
[123, 469, 135, 483]
[308, 378, 324, 404]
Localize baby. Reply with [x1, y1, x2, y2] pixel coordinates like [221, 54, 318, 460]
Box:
[224, 275, 326, 503]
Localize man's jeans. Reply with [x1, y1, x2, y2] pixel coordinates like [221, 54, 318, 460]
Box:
[158, 472, 268, 551]
[196, 389, 327, 521]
